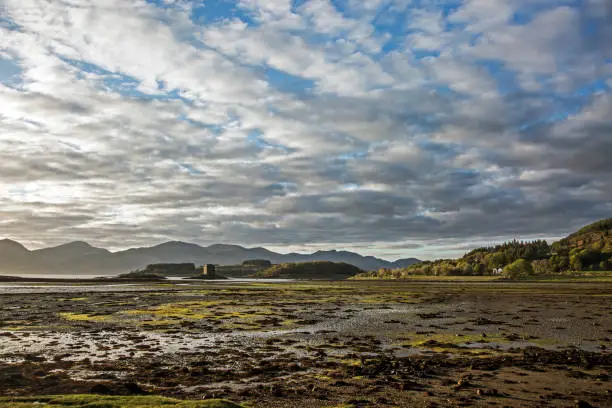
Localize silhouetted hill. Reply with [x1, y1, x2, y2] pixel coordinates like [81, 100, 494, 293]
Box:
[0, 239, 30, 272]
[33, 241, 110, 258]
[0, 239, 421, 275]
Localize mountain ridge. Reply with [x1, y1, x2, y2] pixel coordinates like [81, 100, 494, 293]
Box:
[0, 239, 421, 275]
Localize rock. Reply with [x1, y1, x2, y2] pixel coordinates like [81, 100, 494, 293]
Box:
[124, 382, 147, 394]
[575, 400, 596, 408]
[0, 372, 27, 386]
[475, 317, 501, 325]
[90, 383, 112, 394]
[457, 378, 470, 387]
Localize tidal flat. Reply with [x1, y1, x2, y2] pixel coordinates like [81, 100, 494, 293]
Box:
[0, 280, 610, 407]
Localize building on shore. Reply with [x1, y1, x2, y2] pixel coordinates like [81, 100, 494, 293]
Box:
[202, 264, 217, 278]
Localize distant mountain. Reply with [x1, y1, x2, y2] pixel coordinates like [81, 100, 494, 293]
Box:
[390, 257, 423, 269]
[0, 239, 30, 272]
[0, 239, 421, 275]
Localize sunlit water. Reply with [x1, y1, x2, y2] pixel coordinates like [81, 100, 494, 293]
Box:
[0, 276, 294, 294]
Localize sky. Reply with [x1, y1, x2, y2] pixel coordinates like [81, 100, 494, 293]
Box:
[0, 0, 611, 261]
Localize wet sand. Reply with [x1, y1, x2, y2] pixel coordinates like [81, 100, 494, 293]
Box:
[0, 280, 610, 407]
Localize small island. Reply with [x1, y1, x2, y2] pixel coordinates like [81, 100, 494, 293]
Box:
[252, 261, 362, 280]
[119, 263, 227, 280]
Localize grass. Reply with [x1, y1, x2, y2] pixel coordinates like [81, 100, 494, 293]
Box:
[0, 395, 242, 408]
[353, 272, 612, 282]
[352, 275, 502, 281]
[518, 272, 612, 282]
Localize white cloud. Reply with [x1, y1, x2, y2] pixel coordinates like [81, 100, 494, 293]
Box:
[0, 0, 610, 259]
[465, 6, 581, 75]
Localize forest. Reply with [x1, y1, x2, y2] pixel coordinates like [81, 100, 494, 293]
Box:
[358, 218, 612, 279]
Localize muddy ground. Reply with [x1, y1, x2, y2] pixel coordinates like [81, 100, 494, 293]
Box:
[0, 280, 610, 407]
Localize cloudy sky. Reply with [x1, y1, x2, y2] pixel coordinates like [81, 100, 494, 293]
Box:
[0, 0, 610, 260]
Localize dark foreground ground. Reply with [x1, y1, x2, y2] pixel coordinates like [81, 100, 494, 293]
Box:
[0, 280, 610, 407]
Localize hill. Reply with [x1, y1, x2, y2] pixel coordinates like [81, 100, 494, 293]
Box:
[253, 261, 362, 280]
[356, 217, 612, 279]
[0, 240, 421, 275]
[550, 217, 612, 271]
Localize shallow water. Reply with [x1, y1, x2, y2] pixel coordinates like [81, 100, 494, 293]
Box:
[0, 283, 163, 294]
[0, 273, 115, 280]
[0, 278, 294, 294]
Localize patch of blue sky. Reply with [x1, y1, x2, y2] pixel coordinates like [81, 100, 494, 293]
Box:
[101, 74, 187, 102]
[516, 110, 572, 134]
[0, 16, 20, 31]
[439, 1, 463, 17]
[60, 57, 117, 77]
[264, 67, 315, 96]
[477, 60, 521, 96]
[247, 130, 295, 153]
[516, 84, 596, 134]
[582, 15, 607, 38]
[513, 0, 581, 25]
[178, 163, 202, 175]
[379, 34, 407, 55]
[266, 181, 298, 194]
[572, 79, 610, 97]
[401, 111, 453, 137]
[516, 79, 611, 131]
[191, 0, 258, 26]
[177, 115, 225, 135]
[448, 168, 481, 181]
[60, 56, 192, 102]
[424, 83, 457, 97]
[510, 10, 533, 25]
[0, 57, 22, 87]
[337, 150, 368, 161]
[291, 0, 309, 13]
[411, 49, 441, 60]
[417, 140, 461, 160]
[372, 8, 412, 54]
[372, 11, 408, 35]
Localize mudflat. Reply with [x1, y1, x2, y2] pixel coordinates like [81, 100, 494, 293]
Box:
[0, 280, 610, 407]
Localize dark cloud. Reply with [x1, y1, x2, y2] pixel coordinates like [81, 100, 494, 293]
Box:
[0, 0, 610, 259]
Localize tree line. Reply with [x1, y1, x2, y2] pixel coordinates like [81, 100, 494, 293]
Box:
[357, 218, 612, 279]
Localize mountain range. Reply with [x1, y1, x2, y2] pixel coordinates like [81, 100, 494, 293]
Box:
[0, 239, 421, 275]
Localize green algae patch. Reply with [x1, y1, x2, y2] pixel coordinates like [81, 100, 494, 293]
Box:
[336, 358, 363, 367]
[116, 301, 276, 330]
[58, 313, 111, 322]
[122, 301, 227, 319]
[0, 395, 243, 407]
[358, 292, 419, 304]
